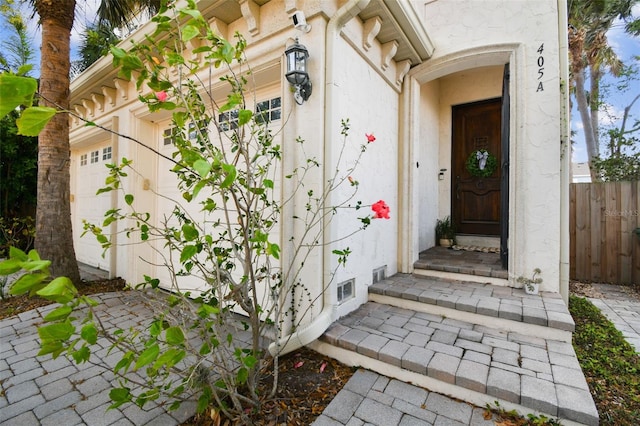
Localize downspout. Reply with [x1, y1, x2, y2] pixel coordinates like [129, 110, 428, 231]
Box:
[109, 116, 119, 279]
[558, 0, 571, 304]
[269, 0, 372, 356]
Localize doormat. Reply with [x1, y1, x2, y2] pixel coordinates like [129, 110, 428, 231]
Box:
[452, 245, 500, 254]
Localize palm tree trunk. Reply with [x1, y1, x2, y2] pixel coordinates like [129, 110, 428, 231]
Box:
[34, 0, 81, 284]
[573, 70, 600, 181]
[589, 65, 601, 148]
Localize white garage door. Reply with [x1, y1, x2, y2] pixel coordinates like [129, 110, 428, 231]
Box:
[73, 144, 113, 272]
[152, 92, 283, 305]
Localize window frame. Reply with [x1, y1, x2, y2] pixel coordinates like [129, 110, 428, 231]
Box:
[90, 150, 99, 164]
[102, 146, 112, 161]
[255, 97, 282, 124]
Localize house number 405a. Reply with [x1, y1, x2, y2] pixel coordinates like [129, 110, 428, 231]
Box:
[536, 43, 544, 92]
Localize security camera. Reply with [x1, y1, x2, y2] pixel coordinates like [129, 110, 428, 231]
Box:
[292, 11, 306, 27]
[292, 11, 311, 32]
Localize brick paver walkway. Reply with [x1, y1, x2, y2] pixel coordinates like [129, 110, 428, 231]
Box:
[2, 280, 638, 426]
[0, 292, 196, 425]
[588, 283, 640, 353]
[313, 369, 494, 426]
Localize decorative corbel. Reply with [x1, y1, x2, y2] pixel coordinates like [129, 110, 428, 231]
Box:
[396, 60, 411, 86]
[114, 78, 129, 100]
[82, 99, 95, 117]
[102, 86, 117, 107]
[91, 93, 105, 112]
[239, 0, 260, 36]
[210, 18, 229, 40]
[363, 17, 382, 51]
[74, 104, 85, 118]
[188, 37, 203, 63]
[130, 70, 142, 84]
[284, 0, 297, 14]
[73, 104, 85, 126]
[381, 40, 398, 71]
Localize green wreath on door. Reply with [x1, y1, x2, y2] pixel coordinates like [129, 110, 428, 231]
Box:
[466, 149, 497, 177]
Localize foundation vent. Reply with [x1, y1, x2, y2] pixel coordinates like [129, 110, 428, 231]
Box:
[372, 266, 387, 283]
[337, 279, 354, 304]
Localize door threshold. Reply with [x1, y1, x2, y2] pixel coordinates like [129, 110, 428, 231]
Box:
[454, 234, 500, 248]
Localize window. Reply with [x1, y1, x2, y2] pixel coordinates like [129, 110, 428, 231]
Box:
[164, 120, 209, 145]
[337, 279, 354, 304]
[80, 154, 87, 166]
[255, 97, 281, 124]
[188, 120, 209, 141]
[218, 110, 239, 131]
[102, 147, 112, 161]
[163, 127, 175, 146]
[372, 266, 387, 284]
[90, 150, 99, 164]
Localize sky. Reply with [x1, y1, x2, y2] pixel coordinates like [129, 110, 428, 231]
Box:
[2, 1, 639, 165]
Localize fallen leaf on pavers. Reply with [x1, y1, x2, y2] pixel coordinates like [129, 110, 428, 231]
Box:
[483, 409, 493, 420]
[494, 420, 519, 426]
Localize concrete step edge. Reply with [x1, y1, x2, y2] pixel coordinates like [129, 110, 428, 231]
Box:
[372, 274, 575, 333]
[311, 338, 598, 426]
[368, 293, 573, 343]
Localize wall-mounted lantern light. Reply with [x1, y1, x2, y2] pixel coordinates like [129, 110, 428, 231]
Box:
[285, 39, 312, 105]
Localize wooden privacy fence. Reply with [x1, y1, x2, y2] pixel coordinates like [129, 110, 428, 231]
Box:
[570, 181, 640, 285]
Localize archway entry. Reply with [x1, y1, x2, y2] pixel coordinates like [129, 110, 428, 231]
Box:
[399, 46, 517, 277]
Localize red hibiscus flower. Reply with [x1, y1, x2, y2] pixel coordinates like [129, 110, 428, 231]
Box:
[372, 200, 390, 219]
[366, 133, 376, 143]
[156, 91, 168, 102]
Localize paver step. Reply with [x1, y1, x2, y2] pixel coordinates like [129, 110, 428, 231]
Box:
[413, 246, 508, 280]
[317, 300, 599, 426]
[369, 274, 574, 336]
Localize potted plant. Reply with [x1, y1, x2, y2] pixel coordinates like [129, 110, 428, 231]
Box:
[517, 268, 542, 295]
[435, 216, 455, 247]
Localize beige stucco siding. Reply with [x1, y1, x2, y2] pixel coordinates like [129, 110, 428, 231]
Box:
[325, 32, 401, 316]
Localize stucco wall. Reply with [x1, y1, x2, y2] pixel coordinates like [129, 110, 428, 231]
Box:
[418, 80, 440, 251]
[327, 34, 401, 316]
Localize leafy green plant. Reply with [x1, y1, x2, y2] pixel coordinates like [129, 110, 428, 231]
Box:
[0, 110, 38, 218]
[517, 268, 543, 293]
[0, 72, 56, 136]
[570, 296, 640, 425]
[0, 5, 39, 218]
[0, 216, 35, 257]
[485, 401, 563, 425]
[0, 1, 387, 422]
[435, 216, 455, 240]
[0, 247, 77, 305]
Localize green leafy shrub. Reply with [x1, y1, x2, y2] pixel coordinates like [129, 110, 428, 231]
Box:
[0, 216, 35, 257]
[570, 295, 640, 425]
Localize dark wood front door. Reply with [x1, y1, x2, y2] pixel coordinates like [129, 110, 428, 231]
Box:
[452, 99, 502, 236]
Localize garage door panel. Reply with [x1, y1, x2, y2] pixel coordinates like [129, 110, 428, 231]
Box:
[73, 144, 112, 271]
[153, 108, 283, 320]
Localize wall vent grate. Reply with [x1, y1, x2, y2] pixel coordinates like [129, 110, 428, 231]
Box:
[337, 279, 354, 304]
